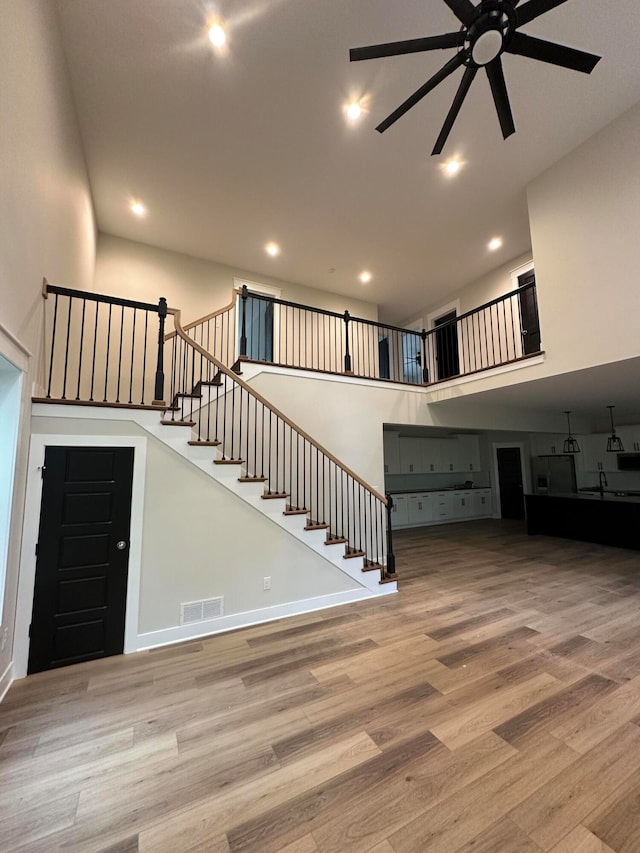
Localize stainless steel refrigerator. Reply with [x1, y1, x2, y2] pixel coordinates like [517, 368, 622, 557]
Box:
[532, 455, 577, 495]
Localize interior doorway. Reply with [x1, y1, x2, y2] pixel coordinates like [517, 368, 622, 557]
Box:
[496, 446, 526, 519]
[434, 311, 460, 380]
[517, 269, 541, 355]
[28, 445, 134, 674]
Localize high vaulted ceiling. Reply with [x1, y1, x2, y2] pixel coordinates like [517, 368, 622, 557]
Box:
[56, 0, 640, 323]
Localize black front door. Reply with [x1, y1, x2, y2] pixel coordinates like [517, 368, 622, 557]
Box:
[518, 270, 541, 355]
[28, 446, 134, 674]
[496, 447, 525, 520]
[435, 311, 460, 380]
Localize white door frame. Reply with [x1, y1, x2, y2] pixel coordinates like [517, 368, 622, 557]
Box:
[13, 434, 147, 679]
[491, 442, 529, 518]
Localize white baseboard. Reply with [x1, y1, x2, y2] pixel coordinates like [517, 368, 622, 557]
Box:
[136, 587, 388, 651]
[0, 661, 14, 703]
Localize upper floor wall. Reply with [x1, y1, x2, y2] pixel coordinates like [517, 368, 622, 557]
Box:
[528, 98, 640, 378]
[94, 234, 379, 327]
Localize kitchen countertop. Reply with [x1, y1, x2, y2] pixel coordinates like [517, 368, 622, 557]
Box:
[527, 492, 640, 504]
[387, 487, 491, 495]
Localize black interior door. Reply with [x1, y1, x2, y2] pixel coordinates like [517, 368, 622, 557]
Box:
[378, 337, 390, 379]
[496, 447, 525, 520]
[518, 270, 541, 355]
[28, 446, 134, 674]
[435, 311, 460, 380]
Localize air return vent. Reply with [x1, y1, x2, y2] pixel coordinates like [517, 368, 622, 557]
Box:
[180, 596, 224, 625]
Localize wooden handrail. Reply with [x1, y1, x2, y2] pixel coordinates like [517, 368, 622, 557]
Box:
[168, 307, 388, 506]
[164, 290, 238, 341]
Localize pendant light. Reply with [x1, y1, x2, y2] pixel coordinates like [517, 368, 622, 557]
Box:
[606, 405, 624, 452]
[562, 411, 580, 453]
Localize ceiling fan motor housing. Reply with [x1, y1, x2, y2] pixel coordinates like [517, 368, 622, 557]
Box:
[466, 2, 515, 66]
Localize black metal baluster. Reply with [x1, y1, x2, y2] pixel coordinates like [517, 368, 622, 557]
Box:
[75, 298, 87, 400]
[104, 304, 112, 402]
[114, 305, 124, 403]
[140, 312, 149, 404]
[90, 301, 99, 402]
[343, 311, 352, 373]
[127, 307, 136, 404]
[154, 298, 167, 404]
[46, 292, 59, 398]
[61, 296, 73, 400]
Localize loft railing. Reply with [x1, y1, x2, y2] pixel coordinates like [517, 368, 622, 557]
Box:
[168, 314, 395, 579]
[40, 284, 168, 407]
[421, 281, 541, 383]
[182, 282, 541, 385]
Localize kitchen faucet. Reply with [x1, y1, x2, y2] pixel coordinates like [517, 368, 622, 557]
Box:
[598, 470, 608, 496]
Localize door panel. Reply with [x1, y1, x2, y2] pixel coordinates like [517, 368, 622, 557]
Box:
[28, 446, 134, 674]
[434, 311, 460, 380]
[518, 270, 541, 355]
[496, 447, 525, 520]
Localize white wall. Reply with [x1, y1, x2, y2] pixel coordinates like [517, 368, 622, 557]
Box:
[0, 0, 96, 697]
[94, 234, 379, 326]
[528, 99, 640, 377]
[29, 416, 360, 643]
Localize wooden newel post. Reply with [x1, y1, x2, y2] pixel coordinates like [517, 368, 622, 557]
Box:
[343, 310, 352, 374]
[421, 329, 429, 384]
[153, 297, 168, 406]
[385, 494, 396, 575]
[240, 284, 248, 358]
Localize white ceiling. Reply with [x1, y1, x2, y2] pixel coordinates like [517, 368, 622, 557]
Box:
[56, 0, 640, 324]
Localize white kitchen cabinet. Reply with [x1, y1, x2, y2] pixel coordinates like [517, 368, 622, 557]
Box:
[433, 491, 453, 521]
[438, 439, 461, 473]
[453, 490, 475, 518]
[455, 435, 481, 474]
[471, 489, 492, 517]
[421, 438, 444, 473]
[530, 433, 567, 457]
[582, 433, 618, 474]
[383, 431, 401, 475]
[408, 494, 433, 525]
[399, 437, 423, 474]
[390, 494, 409, 527]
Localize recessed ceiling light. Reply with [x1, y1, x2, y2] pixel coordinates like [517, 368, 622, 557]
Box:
[488, 237, 503, 252]
[443, 158, 463, 177]
[130, 201, 146, 217]
[265, 242, 280, 257]
[345, 101, 362, 121]
[208, 23, 226, 48]
[359, 271, 372, 284]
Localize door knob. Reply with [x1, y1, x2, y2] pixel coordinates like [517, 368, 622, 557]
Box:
[116, 540, 128, 551]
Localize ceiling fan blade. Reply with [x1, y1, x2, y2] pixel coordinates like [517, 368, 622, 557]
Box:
[442, 0, 477, 27]
[486, 58, 515, 140]
[350, 33, 462, 62]
[506, 32, 601, 73]
[516, 0, 568, 27]
[376, 52, 467, 134]
[432, 65, 478, 155]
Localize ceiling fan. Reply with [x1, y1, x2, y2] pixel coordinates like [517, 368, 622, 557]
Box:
[349, 0, 601, 155]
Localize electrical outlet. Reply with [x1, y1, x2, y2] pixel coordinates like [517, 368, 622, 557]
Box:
[263, 576, 271, 591]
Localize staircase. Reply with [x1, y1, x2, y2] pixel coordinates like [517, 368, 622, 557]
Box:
[160, 308, 396, 590]
[38, 283, 397, 596]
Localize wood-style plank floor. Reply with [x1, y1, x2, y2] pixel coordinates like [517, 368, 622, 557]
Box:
[4, 520, 640, 852]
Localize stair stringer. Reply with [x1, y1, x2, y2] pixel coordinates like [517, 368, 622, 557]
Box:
[128, 411, 396, 596]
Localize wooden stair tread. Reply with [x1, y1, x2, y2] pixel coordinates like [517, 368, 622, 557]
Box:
[175, 392, 202, 400]
[325, 537, 348, 545]
[343, 550, 365, 559]
[362, 562, 384, 572]
[239, 476, 267, 483]
[283, 507, 308, 516]
[161, 420, 195, 427]
[379, 574, 397, 584]
[305, 522, 329, 531]
[213, 458, 245, 465]
[188, 440, 220, 446]
[262, 492, 289, 500]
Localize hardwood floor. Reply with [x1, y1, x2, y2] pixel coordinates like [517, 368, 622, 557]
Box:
[3, 520, 640, 852]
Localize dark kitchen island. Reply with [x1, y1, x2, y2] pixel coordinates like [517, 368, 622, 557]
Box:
[525, 492, 640, 551]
